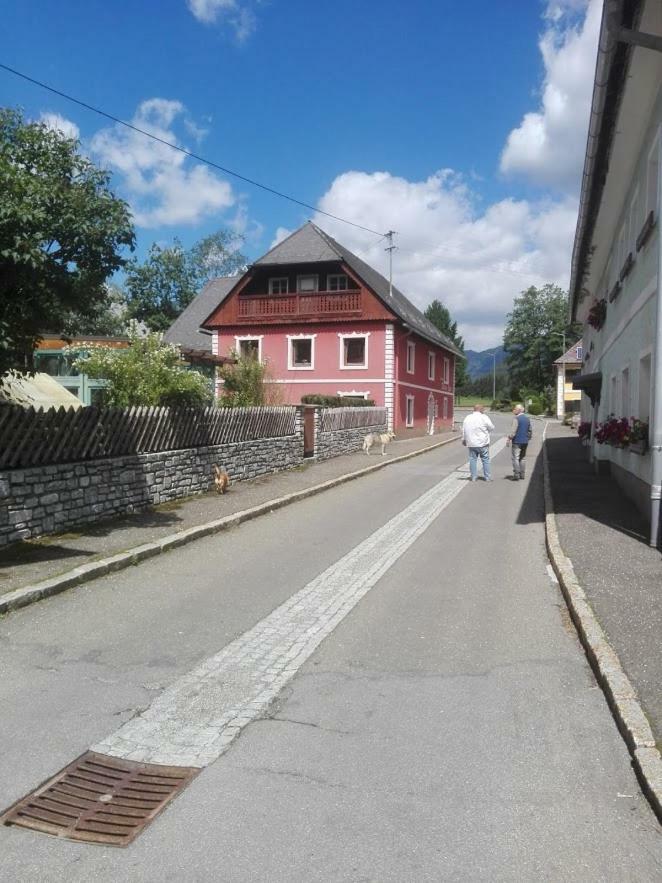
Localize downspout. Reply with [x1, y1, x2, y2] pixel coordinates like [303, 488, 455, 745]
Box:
[651, 133, 662, 547]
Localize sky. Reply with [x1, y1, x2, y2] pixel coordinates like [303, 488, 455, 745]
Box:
[1, 0, 601, 350]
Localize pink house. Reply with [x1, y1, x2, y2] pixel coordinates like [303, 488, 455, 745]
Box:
[183, 222, 462, 433]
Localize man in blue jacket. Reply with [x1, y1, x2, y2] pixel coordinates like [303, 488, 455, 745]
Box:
[507, 404, 532, 480]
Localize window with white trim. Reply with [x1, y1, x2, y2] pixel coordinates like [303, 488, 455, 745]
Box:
[327, 274, 348, 291]
[297, 275, 319, 293]
[427, 351, 435, 381]
[442, 396, 448, 419]
[236, 337, 261, 361]
[443, 357, 450, 385]
[646, 134, 660, 219]
[405, 395, 415, 427]
[639, 353, 652, 422]
[406, 341, 415, 374]
[269, 277, 288, 294]
[288, 335, 315, 369]
[338, 390, 369, 400]
[576, 345, 583, 361]
[340, 335, 367, 368]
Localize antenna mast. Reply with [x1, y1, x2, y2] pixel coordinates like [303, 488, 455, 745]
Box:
[384, 230, 397, 297]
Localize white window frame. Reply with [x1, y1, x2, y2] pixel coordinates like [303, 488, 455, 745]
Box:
[442, 357, 450, 385]
[287, 334, 316, 370]
[406, 341, 416, 374]
[268, 277, 288, 294]
[645, 131, 660, 218]
[576, 345, 583, 361]
[297, 274, 319, 293]
[405, 395, 415, 428]
[338, 332, 369, 370]
[337, 390, 370, 400]
[234, 335, 263, 362]
[327, 274, 348, 291]
[427, 351, 435, 381]
[442, 396, 449, 419]
[638, 347, 653, 423]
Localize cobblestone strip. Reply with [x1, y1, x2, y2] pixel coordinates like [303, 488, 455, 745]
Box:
[93, 437, 507, 768]
[542, 437, 662, 822]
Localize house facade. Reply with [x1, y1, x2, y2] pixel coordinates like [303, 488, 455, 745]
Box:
[554, 340, 583, 419]
[569, 0, 662, 543]
[198, 223, 462, 433]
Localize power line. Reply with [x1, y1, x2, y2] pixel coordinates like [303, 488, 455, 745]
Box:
[0, 61, 385, 238]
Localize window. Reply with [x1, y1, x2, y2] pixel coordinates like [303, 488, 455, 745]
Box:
[235, 336, 262, 361]
[405, 395, 415, 427]
[443, 357, 450, 385]
[297, 275, 319, 293]
[621, 367, 630, 417]
[337, 390, 369, 400]
[327, 274, 348, 291]
[406, 341, 415, 374]
[646, 135, 660, 218]
[639, 353, 652, 422]
[576, 346, 583, 361]
[427, 351, 435, 381]
[442, 396, 448, 419]
[269, 277, 288, 294]
[288, 335, 315, 369]
[339, 334, 368, 368]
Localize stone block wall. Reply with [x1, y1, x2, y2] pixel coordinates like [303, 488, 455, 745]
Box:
[315, 420, 388, 462]
[0, 428, 303, 548]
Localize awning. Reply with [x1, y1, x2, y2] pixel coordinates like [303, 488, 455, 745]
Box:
[572, 372, 602, 405]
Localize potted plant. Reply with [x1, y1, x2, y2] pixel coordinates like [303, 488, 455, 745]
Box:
[587, 298, 607, 330]
[577, 421, 591, 445]
[594, 415, 649, 453]
[628, 418, 649, 455]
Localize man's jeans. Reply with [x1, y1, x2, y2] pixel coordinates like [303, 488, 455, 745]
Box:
[468, 445, 491, 480]
[511, 443, 528, 478]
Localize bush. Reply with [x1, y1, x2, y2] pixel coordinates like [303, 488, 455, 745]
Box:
[219, 353, 269, 407]
[528, 401, 543, 416]
[300, 394, 375, 407]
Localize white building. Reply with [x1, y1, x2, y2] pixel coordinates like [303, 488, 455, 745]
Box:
[569, 0, 662, 545]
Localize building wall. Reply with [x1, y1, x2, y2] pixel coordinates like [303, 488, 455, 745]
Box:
[582, 88, 661, 496]
[393, 330, 455, 433]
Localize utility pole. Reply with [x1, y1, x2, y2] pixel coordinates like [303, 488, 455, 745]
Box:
[492, 352, 496, 403]
[384, 231, 397, 297]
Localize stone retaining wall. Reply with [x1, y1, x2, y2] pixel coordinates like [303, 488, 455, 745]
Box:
[0, 431, 303, 548]
[315, 421, 388, 462]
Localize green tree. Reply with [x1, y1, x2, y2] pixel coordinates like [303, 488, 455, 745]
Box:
[69, 283, 131, 336]
[503, 284, 579, 393]
[125, 229, 247, 332]
[0, 108, 135, 374]
[424, 299, 467, 387]
[71, 333, 212, 407]
[219, 352, 272, 407]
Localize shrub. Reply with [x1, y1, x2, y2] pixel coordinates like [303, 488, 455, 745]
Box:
[300, 394, 375, 407]
[528, 401, 543, 416]
[219, 353, 269, 407]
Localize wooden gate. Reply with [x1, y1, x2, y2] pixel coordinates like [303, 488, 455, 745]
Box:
[303, 406, 316, 458]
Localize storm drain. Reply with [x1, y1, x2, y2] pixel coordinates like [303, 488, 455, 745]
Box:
[0, 751, 198, 846]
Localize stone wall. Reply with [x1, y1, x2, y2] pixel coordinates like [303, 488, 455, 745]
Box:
[0, 430, 303, 548]
[315, 420, 388, 462]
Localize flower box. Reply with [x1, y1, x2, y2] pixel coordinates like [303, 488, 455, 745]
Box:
[629, 440, 648, 455]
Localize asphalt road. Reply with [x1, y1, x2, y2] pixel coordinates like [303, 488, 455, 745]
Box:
[1, 413, 661, 881]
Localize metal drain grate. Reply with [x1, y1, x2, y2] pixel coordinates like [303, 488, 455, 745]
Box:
[1, 751, 198, 846]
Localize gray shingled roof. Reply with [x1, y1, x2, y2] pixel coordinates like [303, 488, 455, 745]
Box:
[164, 277, 237, 351]
[554, 339, 583, 365]
[256, 222, 464, 357]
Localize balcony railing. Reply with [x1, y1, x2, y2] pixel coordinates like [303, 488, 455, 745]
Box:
[238, 290, 361, 319]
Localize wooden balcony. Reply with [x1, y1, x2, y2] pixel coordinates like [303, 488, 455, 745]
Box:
[237, 290, 362, 321]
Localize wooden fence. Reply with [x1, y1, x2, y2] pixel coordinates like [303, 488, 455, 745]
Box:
[319, 407, 387, 433]
[0, 405, 297, 470]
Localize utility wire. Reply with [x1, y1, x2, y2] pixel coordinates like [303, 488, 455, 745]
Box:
[0, 61, 385, 238]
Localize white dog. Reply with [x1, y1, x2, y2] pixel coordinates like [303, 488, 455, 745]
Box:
[363, 431, 396, 456]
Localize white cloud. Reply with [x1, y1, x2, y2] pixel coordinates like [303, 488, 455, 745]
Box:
[90, 98, 236, 228]
[38, 112, 80, 140]
[314, 171, 576, 350]
[500, 0, 601, 192]
[186, 0, 257, 41]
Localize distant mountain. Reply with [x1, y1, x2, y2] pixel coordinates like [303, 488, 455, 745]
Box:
[465, 346, 506, 379]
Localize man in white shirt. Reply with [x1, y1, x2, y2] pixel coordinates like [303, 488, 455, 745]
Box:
[462, 404, 496, 482]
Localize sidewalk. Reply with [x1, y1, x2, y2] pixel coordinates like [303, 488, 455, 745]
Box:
[0, 432, 458, 605]
[545, 421, 662, 752]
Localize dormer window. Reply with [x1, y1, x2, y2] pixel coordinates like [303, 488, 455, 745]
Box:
[328, 274, 348, 291]
[297, 275, 318, 293]
[269, 277, 288, 294]
[576, 346, 583, 360]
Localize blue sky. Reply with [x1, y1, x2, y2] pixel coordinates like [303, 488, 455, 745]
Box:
[1, 0, 600, 348]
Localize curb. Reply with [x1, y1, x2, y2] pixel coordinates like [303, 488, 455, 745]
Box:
[542, 441, 662, 822]
[0, 434, 461, 617]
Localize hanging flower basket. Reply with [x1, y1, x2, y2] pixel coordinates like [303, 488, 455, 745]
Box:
[587, 298, 607, 330]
